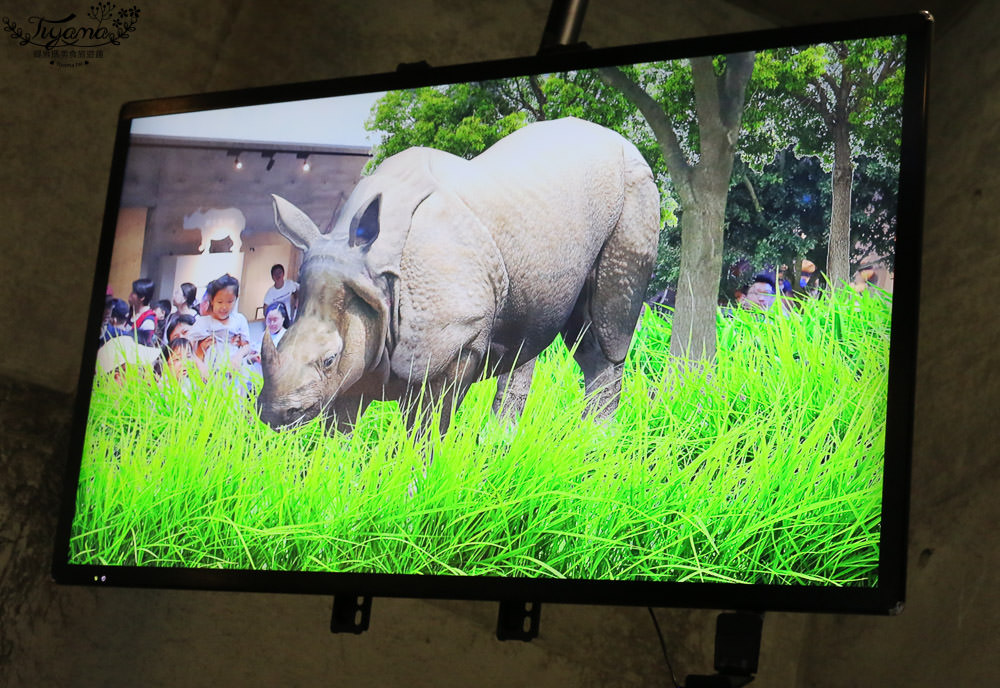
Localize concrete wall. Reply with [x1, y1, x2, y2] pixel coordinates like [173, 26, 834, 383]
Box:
[2, 0, 999, 686]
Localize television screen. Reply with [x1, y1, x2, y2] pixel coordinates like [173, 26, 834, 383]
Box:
[54, 13, 931, 616]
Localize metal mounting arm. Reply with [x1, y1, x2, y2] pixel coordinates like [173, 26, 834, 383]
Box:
[538, 0, 590, 54]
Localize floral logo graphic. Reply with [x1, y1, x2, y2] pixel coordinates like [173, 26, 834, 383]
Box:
[3, 4, 140, 64]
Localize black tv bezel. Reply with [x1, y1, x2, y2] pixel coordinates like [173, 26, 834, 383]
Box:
[53, 12, 932, 616]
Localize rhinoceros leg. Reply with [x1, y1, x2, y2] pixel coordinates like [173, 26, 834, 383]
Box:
[491, 357, 537, 422]
[565, 319, 624, 421]
[328, 395, 372, 434]
[398, 347, 484, 437]
[565, 159, 659, 420]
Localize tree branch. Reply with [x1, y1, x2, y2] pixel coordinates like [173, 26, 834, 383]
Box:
[694, 53, 754, 160]
[742, 173, 762, 213]
[528, 75, 548, 120]
[873, 55, 902, 87]
[719, 52, 756, 131]
[597, 66, 693, 194]
[821, 71, 839, 94]
[691, 57, 723, 135]
[808, 77, 836, 128]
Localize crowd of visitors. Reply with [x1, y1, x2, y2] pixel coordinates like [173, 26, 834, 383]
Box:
[96, 263, 299, 388]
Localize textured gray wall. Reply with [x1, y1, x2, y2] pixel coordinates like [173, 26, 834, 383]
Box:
[2, 0, 998, 686]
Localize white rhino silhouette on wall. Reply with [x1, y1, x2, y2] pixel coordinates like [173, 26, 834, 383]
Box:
[183, 207, 246, 254]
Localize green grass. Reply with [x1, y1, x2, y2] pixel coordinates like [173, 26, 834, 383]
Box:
[70, 288, 891, 587]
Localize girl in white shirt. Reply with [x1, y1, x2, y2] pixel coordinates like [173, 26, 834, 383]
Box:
[188, 274, 257, 372]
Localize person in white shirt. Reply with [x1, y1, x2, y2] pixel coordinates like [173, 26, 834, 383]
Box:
[263, 264, 299, 322]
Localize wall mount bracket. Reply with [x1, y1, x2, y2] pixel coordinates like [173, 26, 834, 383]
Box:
[330, 595, 372, 635]
[684, 612, 764, 687]
[496, 600, 542, 641]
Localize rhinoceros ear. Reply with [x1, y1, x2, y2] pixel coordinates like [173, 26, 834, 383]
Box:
[272, 195, 323, 251]
[344, 273, 390, 377]
[348, 194, 381, 249]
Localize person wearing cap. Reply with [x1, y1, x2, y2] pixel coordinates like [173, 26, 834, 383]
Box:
[95, 336, 162, 381]
[799, 259, 817, 289]
[741, 273, 777, 311]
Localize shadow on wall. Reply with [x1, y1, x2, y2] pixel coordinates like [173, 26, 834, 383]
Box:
[0, 376, 74, 682]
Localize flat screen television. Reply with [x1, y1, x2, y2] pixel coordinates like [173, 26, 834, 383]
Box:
[53, 12, 931, 619]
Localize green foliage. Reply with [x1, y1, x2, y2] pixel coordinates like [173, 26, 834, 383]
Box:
[364, 83, 531, 169]
[365, 68, 677, 291]
[741, 45, 829, 167]
[365, 71, 653, 170]
[743, 37, 906, 170]
[72, 289, 890, 587]
[723, 147, 900, 295]
[723, 149, 829, 297]
[361, 37, 904, 304]
[844, 36, 907, 147]
[638, 61, 699, 156]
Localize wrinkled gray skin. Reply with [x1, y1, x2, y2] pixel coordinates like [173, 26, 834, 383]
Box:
[257, 117, 660, 435]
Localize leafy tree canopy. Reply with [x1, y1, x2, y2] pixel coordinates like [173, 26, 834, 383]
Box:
[722, 148, 899, 300]
[742, 36, 906, 170]
[362, 38, 903, 304]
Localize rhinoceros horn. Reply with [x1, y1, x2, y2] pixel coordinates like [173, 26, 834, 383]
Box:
[259, 324, 280, 378]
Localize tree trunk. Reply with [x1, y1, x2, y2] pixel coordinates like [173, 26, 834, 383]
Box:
[827, 118, 853, 287]
[670, 55, 753, 360]
[790, 256, 803, 295]
[671, 169, 729, 359]
[598, 53, 754, 361]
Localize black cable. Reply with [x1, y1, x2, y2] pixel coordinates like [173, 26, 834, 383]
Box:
[647, 606, 682, 688]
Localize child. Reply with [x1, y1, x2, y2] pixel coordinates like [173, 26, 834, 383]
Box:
[163, 312, 196, 345]
[172, 282, 199, 317]
[187, 274, 257, 371]
[164, 337, 207, 390]
[129, 277, 158, 346]
[153, 299, 172, 345]
[100, 298, 132, 345]
[262, 301, 290, 347]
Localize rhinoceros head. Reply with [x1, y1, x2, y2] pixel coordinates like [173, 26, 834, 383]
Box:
[256, 194, 390, 430]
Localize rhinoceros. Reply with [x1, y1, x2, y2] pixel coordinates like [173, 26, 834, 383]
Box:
[256, 117, 659, 435]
